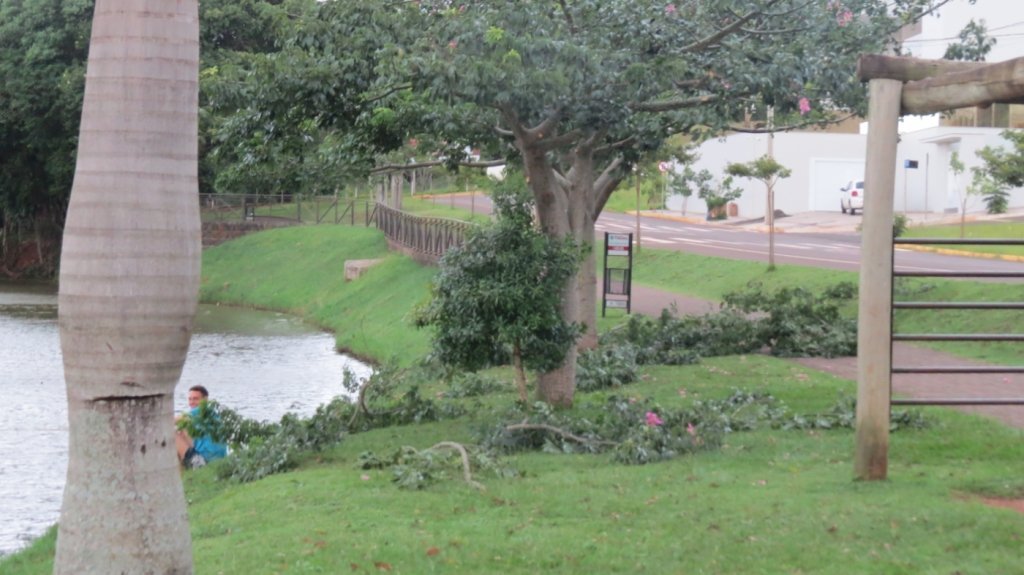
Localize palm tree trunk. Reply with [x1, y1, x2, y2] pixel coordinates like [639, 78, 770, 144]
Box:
[55, 0, 200, 572]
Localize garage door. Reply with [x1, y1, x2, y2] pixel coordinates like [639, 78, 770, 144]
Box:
[809, 159, 865, 212]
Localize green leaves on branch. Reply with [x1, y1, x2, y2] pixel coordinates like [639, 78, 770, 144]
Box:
[477, 390, 928, 467]
[414, 175, 583, 395]
[722, 281, 858, 358]
[601, 282, 858, 363]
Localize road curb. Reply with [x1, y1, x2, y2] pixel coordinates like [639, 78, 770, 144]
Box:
[897, 243, 1024, 263]
[626, 210, 707, 226]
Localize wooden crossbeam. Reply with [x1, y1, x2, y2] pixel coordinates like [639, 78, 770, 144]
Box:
[857, 54, 1024, 116]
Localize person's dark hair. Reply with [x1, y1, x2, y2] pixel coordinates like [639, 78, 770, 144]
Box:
[189, 385, 210, 398]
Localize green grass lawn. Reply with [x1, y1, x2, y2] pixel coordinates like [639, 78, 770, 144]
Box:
[6, 225, 1023, 574]
[903, 221, 1024, 257]
[5, 355, 1023, 575]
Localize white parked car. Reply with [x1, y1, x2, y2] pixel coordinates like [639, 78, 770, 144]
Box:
[840, 180, 864, 215]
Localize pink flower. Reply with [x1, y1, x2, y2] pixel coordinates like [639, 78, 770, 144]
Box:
[798, 97, 811, 115]
[686, 423, 697, 436]
[837, 9, 853, 27]
[645, 412, 664, 427]
[448, 39, 458, 50]
[665, 4, 677, 15]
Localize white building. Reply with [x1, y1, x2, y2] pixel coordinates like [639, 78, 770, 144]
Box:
[671, 0, 1024, 219]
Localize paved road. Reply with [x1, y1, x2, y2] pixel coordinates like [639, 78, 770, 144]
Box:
[445, 192, 1024, 275]
[597, 211, 1024, 275]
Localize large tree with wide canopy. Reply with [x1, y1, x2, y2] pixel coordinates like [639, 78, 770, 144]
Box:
[379, 0, 952, 405]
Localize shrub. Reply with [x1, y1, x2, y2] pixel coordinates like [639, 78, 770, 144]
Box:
[723, 281, 858, 358]
[442, 372, 506, 398]
[892, 213, 908, 238]
[575, 344, 640, 392]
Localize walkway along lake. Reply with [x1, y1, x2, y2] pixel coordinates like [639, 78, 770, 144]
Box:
[0, 281, 371, 556]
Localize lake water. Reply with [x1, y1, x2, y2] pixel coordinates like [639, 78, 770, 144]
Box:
[0, 281, 371, 556]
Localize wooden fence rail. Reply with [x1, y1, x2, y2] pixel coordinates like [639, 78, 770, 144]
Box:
[372, 204, 473, 262]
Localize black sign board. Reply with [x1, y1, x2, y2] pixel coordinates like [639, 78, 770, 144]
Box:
[602, 232, 633, 315]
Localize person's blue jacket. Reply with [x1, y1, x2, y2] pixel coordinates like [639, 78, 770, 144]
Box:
[189, 405, 228, 462]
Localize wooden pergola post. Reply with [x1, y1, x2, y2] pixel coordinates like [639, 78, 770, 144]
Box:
[853, 54, 1024, 481]
[855, 78, 902, 481]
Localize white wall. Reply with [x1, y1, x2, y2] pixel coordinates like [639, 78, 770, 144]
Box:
[667, 132, 867, 219]
[669, 127, 1024, 218]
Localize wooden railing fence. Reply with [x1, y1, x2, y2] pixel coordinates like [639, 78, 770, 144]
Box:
[372, 204, 473, 262]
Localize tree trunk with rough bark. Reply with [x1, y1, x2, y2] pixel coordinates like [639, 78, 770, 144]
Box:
[512, 343, 528, 403]
[514, 127, 616, 406]
[55, 0, 200, 572]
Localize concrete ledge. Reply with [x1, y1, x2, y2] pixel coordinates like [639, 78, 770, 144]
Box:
[344, 259, 383, 282]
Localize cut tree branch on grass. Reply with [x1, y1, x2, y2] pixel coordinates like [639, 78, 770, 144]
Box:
[429, 441, 486, 491]
[348, 376, 374, 428]
[504, 423, 619, 447]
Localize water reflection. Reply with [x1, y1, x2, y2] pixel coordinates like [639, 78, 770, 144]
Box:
[0, 282, 369, 555]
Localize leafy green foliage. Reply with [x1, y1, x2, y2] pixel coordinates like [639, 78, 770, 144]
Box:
[726, 155, 792, 183]
[478, 390, 926, 466]
[968, 169, 1010, 214]
[210, 365, 469, 483]
[674, 168, 743, 217]
[574, 345, 641, 392]
[602, 307, 762, 364]
[440, 372, 506, 399]
[0, 0, 91, 226]
[775, 395, 928, 432]
[976, 130, 1024, 189]
[892, 213, 909, 238]
[942, 19, 996, 62]
[598, 283, 856, 362]
[414, 175, 582, 380]
[723, 282, 858, 358]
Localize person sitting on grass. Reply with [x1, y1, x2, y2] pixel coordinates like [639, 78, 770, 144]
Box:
[175, 385, 227, 469]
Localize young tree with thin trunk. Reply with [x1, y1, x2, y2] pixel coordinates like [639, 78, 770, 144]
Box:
[414, 175, 581, 402]
[726, 155, 792, 270]
[949, 151, 975, 238]
[55, 0, 201, 572]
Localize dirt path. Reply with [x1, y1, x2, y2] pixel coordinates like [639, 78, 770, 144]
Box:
[623, 285, 1024, 429]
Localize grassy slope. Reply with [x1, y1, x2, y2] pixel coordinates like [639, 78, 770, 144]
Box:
[6, 356, 1023, 574]
[5, 225, 1024, 574]
[198, 226, 434, 364]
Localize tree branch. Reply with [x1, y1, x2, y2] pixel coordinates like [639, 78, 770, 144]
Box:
[364, 82, 413, 104]
[535, 128, 584, 152]
[679, 0, 781, 53]
[593, 157, 625, 214]
[370, 158, 505, 174]
[594, 136, 636, 155]
[632, 94, 718, 113]
[503, 423, 619, 447]
[552, 168, 571, 190]
[429, 442, 486, 491]
[556, 0, 577, 35]
[526, 108, 564, 142]
[727, 112, 857, 133]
